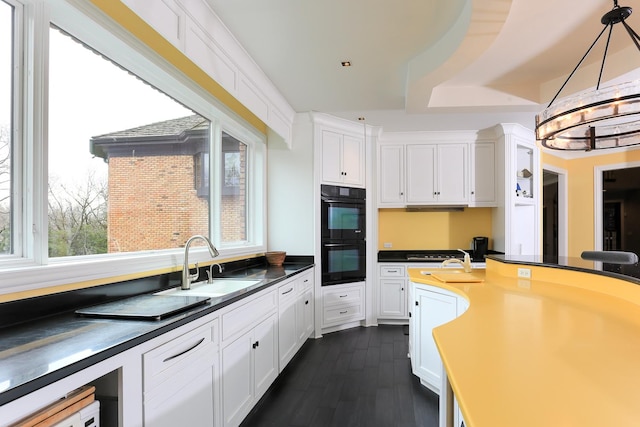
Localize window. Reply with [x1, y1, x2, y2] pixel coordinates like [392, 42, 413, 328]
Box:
[221, 131, 247, 243]
[0, 1, 266, 291]
[48, 27, 210, 256]
[0, 1, 14, 255]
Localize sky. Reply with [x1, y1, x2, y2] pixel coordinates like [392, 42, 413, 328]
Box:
[48, 27, 192, 186]
[0, 5, 193, 189]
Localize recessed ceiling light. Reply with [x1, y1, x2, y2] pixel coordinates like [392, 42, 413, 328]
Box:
[341, 61, 351, 67]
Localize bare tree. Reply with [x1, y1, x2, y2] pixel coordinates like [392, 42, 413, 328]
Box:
[48, 171, 108, 257]
[0, 126, 10, 253]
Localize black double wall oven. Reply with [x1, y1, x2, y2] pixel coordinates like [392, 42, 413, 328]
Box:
[321, 184, 366, 286]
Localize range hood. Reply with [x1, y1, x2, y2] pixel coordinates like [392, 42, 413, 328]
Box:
[405, 205, 465, 212]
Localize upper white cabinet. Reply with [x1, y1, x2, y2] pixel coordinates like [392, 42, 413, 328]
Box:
[319, 130, 365, 187]
[378, 144, 405, 204]
[492, 123, 540, 256]
[469, 141, 497, 207]
[378, 140, 469, 206]
[314, 113, 366, 188]
[121, 0, 296, 146]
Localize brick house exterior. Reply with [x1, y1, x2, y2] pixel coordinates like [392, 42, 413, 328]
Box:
[91, 115, 246, 252]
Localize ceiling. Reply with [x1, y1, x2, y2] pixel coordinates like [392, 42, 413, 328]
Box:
[206, 0, 640, 125]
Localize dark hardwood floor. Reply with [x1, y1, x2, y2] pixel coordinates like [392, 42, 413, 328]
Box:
[240, 325, 439, 427]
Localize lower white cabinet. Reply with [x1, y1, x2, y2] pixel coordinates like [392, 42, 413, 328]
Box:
[322, 282, 365, 328]
[142, 319, 219, 427]
[378, 265, 407, 319]
[409, 282, 468, 394]
[279, 270, 315, 371]
[278, 279, 298, 370]
[221, 313, 278, 427]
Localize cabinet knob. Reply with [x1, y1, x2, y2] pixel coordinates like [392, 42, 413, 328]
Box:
[471, 191, 475, 195]
[252, 340, 260, 349]
[305, 300, 309, 304]
[415, 301, 419, 306]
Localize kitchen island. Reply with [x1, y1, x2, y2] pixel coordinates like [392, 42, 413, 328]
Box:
[409, 255, 640, 427]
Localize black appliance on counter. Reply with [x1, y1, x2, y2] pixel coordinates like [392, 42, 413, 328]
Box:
[320, 184, 366, 286]
[473, 236, 489, 260]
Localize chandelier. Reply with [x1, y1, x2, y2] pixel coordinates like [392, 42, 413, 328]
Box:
[535, 1, 640, 151]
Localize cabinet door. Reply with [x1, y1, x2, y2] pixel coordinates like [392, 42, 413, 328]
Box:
[143, 323, 217, 427]
[278, 282, 298, 371]
[341, 134, 364, 186]
[222, 332, 254, 427]
[406, 144, 437, 203]
[437, 143, 467, 203]
[321, 130, 344, 184]
[470, 142, 496, 206]
[144, 362, 215, 427]
[378, 144, 405, 205]
[379, 279, 406, 318]
[413, 288, 457, 393]
[299, 288, 314, 342]
[253, 314, 278, 400]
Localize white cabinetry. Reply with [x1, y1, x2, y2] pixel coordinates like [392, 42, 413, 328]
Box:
[142, 319, 219, 427]
[314, 113, 366, 188]
[121, 0, 295, 146]
[378, 141, 468, 206]
[469, 141, 497, 207]
[221, 290, 278, 427]
[378, 144, 405, 204]
[409, 282, 468, 394]
[278, 269, 315, 371]
[322, 282, 365, 327]
[319, 130, 365, 187]
[411, 287, 457, 393]
[493, 124, 540, 256]
[296, 271, 315, 346]
[378, 265, 407, 319]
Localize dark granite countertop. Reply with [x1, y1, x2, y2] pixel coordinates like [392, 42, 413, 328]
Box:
[377, 249, 501, 263]
[488, 254, 640, 285]
[0, 259, 314, 406]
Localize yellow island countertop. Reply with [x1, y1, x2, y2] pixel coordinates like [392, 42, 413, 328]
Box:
[408, 257, 640, 427]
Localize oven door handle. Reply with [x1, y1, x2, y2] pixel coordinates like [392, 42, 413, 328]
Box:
[321, 198, 364, 205]
[323, 243, 354, 247]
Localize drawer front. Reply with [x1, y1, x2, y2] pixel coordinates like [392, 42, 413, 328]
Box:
[380, 265, 405, 277]
[144, 321, 216, 391]
[278, 279, 297, 305]
[222, 289, 277, 341]
[323, 286, 363, 306]
[323, 304, 363, 326]
[297, 270, 314, 291]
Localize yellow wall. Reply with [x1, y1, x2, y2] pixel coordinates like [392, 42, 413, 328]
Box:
[542, 149, 640, 257]
[378, 208, 493, 250]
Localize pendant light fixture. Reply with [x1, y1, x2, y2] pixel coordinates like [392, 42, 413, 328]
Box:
[535, 1, 640, 151]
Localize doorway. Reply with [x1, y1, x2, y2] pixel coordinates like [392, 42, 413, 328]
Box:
[542, 166, 568, 261]
[597, 166, 640, 255]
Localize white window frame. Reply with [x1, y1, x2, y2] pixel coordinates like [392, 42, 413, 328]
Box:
[0, 0, 267, 295]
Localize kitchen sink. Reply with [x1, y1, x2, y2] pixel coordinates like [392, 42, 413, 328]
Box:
[156, 279, 262, 298]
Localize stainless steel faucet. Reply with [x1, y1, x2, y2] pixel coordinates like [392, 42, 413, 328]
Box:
[441, 249, 472, 273]
[182, 235, 219, 290]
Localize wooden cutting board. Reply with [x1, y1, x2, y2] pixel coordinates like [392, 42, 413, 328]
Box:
[431, 272, 484, 283]
[10, 385, 95, 427]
